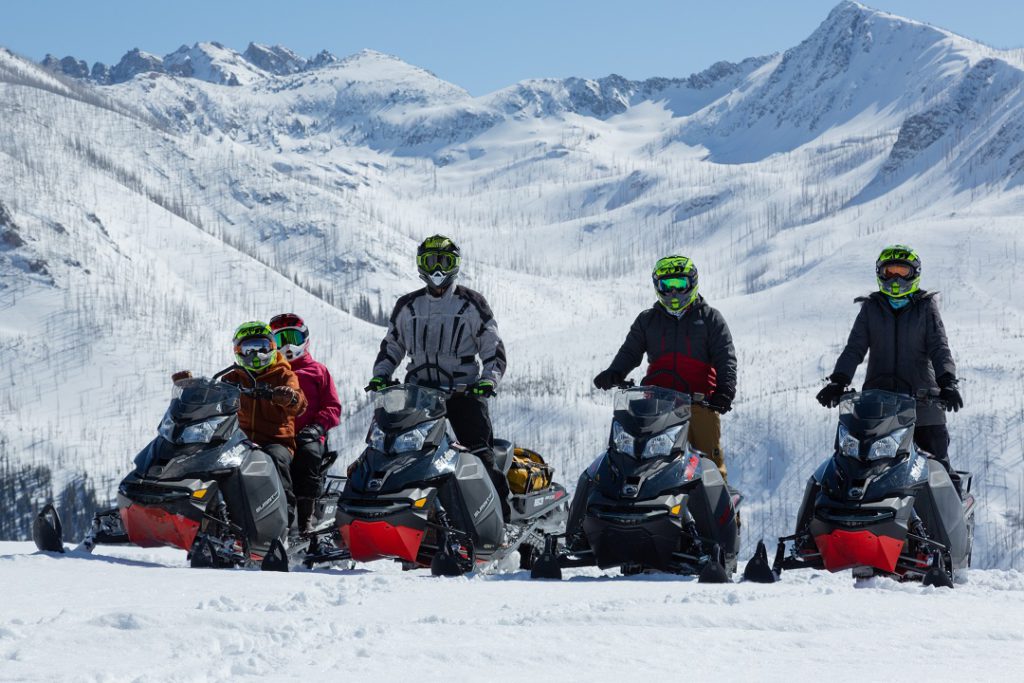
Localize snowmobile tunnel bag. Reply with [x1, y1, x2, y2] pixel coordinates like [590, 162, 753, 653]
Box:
[507, 447, 554, 495]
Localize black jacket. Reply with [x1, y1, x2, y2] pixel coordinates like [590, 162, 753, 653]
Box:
[609, 297, 737, 400]
[832, 291, 956, 426]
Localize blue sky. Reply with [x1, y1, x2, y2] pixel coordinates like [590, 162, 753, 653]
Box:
[3, 1, 1021, 94]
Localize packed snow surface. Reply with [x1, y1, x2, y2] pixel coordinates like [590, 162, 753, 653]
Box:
[0, 542, 1021, 682]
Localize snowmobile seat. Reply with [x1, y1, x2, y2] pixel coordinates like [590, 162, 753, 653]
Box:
[492, 439, 514, 475]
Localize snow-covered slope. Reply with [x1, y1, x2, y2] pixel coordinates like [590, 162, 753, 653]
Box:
[1, 542, 1022, 681]
[2, 1, 1023, 571]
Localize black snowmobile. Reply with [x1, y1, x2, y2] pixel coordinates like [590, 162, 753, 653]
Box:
[531, 379, 741, 582]
[337, 382, 568, 576]
[743, 389, 976, 587]
[33, 367, 348, 571]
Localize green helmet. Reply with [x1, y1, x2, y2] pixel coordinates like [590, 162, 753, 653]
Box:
[416, 234, 461, 292]
[652, 255, 699, 312]
[876, 244, 921, 298]
[232, 321, 278, 373]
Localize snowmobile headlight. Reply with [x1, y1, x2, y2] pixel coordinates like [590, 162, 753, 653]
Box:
[394, 420, 438, 453]
[641, 425, 684, 459]
[868, 428, 909, 461]
[838, 423, 859, 458]
[179, 416, 229, 444]
[367, 422, 386, 452]
[157, 410, 176, 442]
[612, 421, 635, 456]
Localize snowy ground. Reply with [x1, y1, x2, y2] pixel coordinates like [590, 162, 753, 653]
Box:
[1, 541, 1022, 682]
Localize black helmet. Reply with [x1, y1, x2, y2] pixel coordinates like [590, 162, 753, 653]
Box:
[416, 235, 461, 293]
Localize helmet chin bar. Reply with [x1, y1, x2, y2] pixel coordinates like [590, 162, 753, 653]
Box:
[423, 269, 454, 291]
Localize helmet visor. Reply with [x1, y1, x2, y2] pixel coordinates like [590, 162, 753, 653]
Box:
[270, 313, 304, 329]
[273, 328, 306, 347]
[656, 277, 691, 293]
[879, 262, 914, 279]
[417, 251, 459, 273]
[238, 337, 273, 355]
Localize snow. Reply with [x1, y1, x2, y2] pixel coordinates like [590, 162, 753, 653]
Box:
[0, 541, 1022, 681]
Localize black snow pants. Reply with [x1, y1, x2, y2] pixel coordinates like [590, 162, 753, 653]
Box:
[291, 437, 325, 532]
[262, 443, 296, 528]
[446, 394, 511, 520]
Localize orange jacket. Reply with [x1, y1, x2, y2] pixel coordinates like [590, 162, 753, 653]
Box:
[223, 358, 307, 453]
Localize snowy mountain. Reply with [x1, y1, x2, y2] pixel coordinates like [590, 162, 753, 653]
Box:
[2, 1, 1022, 572]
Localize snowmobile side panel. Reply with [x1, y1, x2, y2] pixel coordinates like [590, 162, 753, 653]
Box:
[912, 460, 972, 569]
[120, 503, 201, 550]
[442, 452, 503, 553]
[221, 449, 288, 552]
[813, 528, 904, 573]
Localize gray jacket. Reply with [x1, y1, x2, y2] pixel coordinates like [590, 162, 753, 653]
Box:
[373, 285, 507, 389]
[832, 291, 956, 426]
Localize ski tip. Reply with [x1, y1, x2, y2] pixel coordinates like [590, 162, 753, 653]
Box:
[260, 539, 290, 573]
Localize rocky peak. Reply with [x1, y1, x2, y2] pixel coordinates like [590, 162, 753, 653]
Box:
[243, 42, 306, 74]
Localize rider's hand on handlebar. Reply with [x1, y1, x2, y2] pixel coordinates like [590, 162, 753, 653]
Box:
[270, 386, 300, 407]
[297, 423, 325, 444]
[593, 369, 624, 391]
[469, 379, 496, 398]
[171, 370, 193, 385]
[707, 393, 733, 414]
[816, 373, 850, 408]
[365, 376, 390, 392]
[938, 375, 963, 412]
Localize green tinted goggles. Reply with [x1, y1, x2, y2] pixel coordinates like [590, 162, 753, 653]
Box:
[417, 251, 459, 272]
[273, 328, 306, 347]
[657, 277, 691, 293]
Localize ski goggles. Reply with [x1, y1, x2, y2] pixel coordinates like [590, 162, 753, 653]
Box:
[656, 277, 691, 293]
[878, 262, 914, 279]
[273, 328, 306, 347]
[237, 337, 274, 355]
[417, 251, 459, 273]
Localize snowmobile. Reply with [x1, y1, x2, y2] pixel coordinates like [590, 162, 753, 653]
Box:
[530, 379, 742, 582]
[337, 382, 568, 576]
[33, 367, 348, 571]
[743, 389, 976, 587]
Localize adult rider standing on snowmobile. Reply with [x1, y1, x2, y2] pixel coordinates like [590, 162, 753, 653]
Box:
[815, 245, 964, 478]
[593, 255, 738, 480]
[366, 235, 511, 520]
[269, 313, 341, 533]
[176, 321, 309, 527]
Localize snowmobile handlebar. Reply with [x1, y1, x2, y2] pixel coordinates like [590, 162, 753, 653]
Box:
[212, 365, 276, 401]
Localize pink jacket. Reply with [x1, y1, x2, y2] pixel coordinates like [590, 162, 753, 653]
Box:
[288, 353, 342, 434]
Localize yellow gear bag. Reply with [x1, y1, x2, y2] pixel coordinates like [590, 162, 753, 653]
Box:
[507, 447, 554, 495]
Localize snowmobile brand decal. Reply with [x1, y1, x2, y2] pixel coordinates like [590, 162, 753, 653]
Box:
[910, 455, 925, 480]
[255, 490, 281, 514]
[473, 491, 494, 519]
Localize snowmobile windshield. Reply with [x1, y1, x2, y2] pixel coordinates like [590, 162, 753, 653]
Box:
[169, 378, 240, 422]
[839, 390, 916, 440]
[613, 385, 691, 435]
[373, 384, 447, 431]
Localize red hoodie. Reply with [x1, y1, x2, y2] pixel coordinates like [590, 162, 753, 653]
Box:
[288, 352, 342, 435]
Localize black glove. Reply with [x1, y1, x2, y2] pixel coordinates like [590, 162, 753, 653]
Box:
[364, 376, 390, 392]
[816, 373, 850, 408]
[937, 375, 963, 412]
[593, 369, 624, 391]
[469, 380, 496, 398]
[707, 393, 733, 414]
[298, 424, 325, 444]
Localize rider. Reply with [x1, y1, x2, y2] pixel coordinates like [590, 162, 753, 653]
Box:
[269, 313, 342, 533]
[221, 321, 307, 526]
[816, 245, 963, 478]
[366, 235, 511, 519]
[592, 255, 737, 480]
